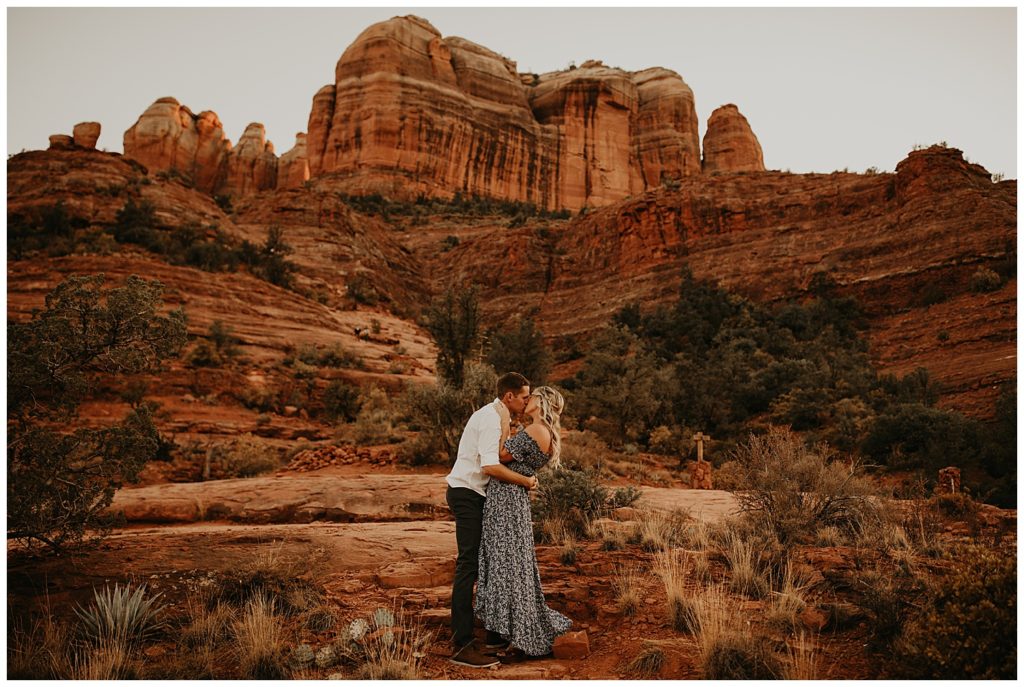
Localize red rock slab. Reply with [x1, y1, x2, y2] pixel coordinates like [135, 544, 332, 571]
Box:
[636, 487, 741, 521]
[107, 473, 449, 524]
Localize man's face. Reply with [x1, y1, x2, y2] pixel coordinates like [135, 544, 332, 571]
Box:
[505, 386, 530, 415]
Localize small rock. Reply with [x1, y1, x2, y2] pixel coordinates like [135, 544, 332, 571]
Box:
[283, 405, 299, 417]
[799, 607, 828, 632]
[552, 630, 590, 659]
[611, 507, 640, 521]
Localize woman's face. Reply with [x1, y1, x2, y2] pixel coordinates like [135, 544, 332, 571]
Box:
[524, 394, 540, 418]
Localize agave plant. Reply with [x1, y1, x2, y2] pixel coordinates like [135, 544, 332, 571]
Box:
[73, 583, 166, 647]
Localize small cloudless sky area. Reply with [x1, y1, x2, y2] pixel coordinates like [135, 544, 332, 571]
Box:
[5, 6, 1018, 177]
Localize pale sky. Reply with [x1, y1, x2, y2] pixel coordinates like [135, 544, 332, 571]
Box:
[6, 6, 1018, 178]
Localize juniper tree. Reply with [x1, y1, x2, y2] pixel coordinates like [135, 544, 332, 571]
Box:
[7, 274, 187, 551]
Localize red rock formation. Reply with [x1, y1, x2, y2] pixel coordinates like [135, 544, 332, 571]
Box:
[225, 123, 278, 196]
[73, 122, 101, 149]
[277, 133, 310, 190]
[306, 15, 703, 210]
[433, 146, 1014, 417]
[47, 134, 73, 150]
[123, 97, 231, 193]
[702, 104, 765, 174]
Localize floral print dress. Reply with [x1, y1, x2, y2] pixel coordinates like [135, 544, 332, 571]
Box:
[474, 431, 572, 656]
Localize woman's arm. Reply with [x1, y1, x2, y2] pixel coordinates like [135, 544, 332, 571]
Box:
[495, 401, 515, 464]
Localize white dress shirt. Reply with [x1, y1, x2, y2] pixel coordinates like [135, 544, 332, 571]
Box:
[446, 399, 502, 496]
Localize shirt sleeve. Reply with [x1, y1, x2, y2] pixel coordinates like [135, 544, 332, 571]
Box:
[478, 408, 502, 468]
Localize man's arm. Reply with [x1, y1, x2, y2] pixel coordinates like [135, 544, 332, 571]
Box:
[482, 463, 538, 490]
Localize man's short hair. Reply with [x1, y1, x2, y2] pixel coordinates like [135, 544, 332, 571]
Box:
[496, 372, 530, 398]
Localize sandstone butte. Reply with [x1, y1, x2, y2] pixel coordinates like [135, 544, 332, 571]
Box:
[122, 15, 764, 208]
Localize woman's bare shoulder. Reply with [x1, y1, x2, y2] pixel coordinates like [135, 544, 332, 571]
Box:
[525, 423, 551, 452]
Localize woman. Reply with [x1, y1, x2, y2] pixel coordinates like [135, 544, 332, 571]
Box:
[474, 386, 572, 657]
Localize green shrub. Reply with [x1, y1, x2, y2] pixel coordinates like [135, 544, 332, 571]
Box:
[892, 544, 1016, 679]
[348, 387, 403, 445]
[485, 317, 552, 386]
[425, 284, 480, 387]
[7, 274, 187, 551]
[729, 426, 882, 545]
[401, 362, 496, 463]
[322, 380, 362, 422]
[213, 434, 281, 478]
[861, 403, 977, 471]
[969, 267, 1002, 293]
[532, 467, 612, 538]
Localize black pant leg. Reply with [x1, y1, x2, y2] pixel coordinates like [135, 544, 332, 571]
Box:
[446, 485, 485, 649]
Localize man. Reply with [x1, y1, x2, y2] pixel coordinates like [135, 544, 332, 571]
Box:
[445, 372, 538, 668]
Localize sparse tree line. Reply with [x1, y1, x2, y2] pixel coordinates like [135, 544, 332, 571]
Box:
[8, 198, 298, 288]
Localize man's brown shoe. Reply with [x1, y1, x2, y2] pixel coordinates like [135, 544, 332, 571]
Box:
[449, 641, 500, 668]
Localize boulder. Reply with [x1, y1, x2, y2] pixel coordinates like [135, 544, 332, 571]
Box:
[702, 104, 765, 174]
[552, 630, 590, 659]
[73, 122, 101, 149]
[48, 134, 74, 150]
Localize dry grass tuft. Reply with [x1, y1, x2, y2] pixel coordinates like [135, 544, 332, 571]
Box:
[68, 639, 139, 680]
[655, 551, 699, 632]
[687, 585, 782, 679]
[613, 564, 646, 617]
[7, 612, 74, 679]
[232, 593, 287, 679]
[814, 524, 846, 546]
[626, 643, 665, 678]
[783, 632, 820, 679]
[724, 533, 769, 599]
[595, 520, 628, 551]
[766, 562, 809, 630]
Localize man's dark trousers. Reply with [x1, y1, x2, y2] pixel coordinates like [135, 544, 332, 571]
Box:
[447, 485, 485, 650]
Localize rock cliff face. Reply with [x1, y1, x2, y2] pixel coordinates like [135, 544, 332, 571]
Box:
[432, 146, 1015, 417]
[277, 133, 310, 190]
[702, 104, 765, 174]
[5, 142, 1016, 423]
[119, 16, 755, 208]
[225, 123, 278, 196]
[306, 15, 703, 210]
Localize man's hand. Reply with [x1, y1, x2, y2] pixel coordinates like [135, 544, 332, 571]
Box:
[524, 475, 539, 491]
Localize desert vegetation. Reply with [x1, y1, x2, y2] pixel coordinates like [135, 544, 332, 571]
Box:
[562, 267, 1016, 507]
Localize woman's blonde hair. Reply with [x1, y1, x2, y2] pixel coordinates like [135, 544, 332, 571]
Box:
[531, 386, 565, 469]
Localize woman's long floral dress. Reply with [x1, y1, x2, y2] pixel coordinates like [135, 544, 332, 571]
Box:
[474, 431, 572, 656]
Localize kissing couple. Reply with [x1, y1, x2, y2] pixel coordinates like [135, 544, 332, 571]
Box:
[445, 372, 573, 668]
